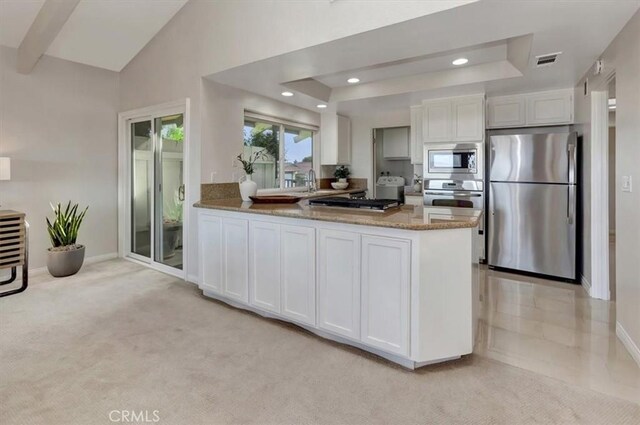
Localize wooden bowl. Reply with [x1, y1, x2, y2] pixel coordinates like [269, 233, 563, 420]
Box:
[249, 195, 302, 204]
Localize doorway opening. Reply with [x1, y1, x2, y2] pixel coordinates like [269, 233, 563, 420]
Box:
[372, 126, 415, 199]
[118, 100, 189, 279]
[607, 77, 616, 300]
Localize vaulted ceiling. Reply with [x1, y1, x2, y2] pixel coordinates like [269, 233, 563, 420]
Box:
[0, 0, 188, 71]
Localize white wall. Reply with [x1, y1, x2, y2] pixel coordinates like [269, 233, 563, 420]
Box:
[574, 10, 640, 361]
[0, 45, 119, 269]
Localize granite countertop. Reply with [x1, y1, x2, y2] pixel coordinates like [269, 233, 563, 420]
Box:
[405, 191, 423, 197]
[194, 198, 481, 231]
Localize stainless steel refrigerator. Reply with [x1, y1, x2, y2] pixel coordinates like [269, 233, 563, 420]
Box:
[488, 131, 577, 280]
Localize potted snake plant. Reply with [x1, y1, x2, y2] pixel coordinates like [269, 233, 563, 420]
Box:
[46, 202, 88, 277]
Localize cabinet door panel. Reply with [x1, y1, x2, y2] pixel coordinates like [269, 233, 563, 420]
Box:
[487, 96, 526, 128]
[281, 225, 316, 325]
[410, 106, 423, 164]
[382, 127, 410, 159]
[222, 218, 249, 302]
[337, 115, 352, 165]
[423, 100, 452, 142]
[361, 236, 410, 355]
[199, 214, 223, 294]
[249, 221, 280, 313]
[318, 230, 360, 339]
[452, 97, 484, 141]
[526, 91, 573, 125]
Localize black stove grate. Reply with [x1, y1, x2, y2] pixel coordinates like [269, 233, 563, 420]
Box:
[308, 197, 400, 211]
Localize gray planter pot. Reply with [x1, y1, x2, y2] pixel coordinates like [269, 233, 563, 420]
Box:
[47, 245, 85, 278]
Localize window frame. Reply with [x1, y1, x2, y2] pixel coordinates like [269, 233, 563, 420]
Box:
[243, 111, 317, 193]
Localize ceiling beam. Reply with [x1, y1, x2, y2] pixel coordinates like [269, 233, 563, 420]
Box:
[16, 0, 81, 74]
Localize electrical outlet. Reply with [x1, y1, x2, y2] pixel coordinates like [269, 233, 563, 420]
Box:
[622, 175, 632, 192]
[210, 171, 217, 183]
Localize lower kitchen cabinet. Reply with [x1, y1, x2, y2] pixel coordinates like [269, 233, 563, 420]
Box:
[199, 214, 223, 294]
[361, 235, 410, 356]
[222, 218, 249, 302]
[318, 229, 361, 339]
[280, 225, 316, 326]
[249, 221, 281, 313]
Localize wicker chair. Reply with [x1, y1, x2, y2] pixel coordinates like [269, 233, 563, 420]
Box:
[0, 210, 28, 297]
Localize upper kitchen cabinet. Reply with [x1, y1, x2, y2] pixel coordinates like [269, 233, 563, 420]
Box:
[526, 90, 573, 126]
[320, 112, 351, 165]
[422, 99, 452, 142]
[452, 96, 485, 141]
[382, 127, 410, 160]
[487, 96, 526, 128]
[487, 89, 574, 128]
[410, 105, 423, 164]
[422, 95, 485, 143]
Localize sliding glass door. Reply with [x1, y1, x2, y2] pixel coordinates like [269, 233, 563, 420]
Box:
[128, 112, 184, 273]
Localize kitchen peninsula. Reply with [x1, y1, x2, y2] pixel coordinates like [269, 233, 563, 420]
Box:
[194, 187, 481, 369]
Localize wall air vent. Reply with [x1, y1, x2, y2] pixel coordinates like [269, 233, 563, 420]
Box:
[535, 52, 562, 67]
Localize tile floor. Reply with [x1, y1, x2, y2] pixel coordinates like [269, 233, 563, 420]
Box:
[476, 266, 639, 403]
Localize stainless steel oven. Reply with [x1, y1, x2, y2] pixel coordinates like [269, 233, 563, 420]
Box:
[424, 179, 485, 260]
[423, 142, 483, 181]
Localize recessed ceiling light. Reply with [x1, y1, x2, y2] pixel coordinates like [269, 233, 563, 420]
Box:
[317, 104, 327, 109]
[281, 91, 294, 97]
[452, 58, 469, 66]
[347, 77, 360, 84]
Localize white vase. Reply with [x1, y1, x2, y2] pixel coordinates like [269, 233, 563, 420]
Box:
[338, 178, 347, 183]
[239, 174, 258, 201]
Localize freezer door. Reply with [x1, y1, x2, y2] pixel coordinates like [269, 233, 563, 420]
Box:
[488, 182, 576, 279]
[489, 133, 577, 183]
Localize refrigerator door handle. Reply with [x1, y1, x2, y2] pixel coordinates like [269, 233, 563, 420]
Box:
[567, 185, 575, 225]
[568, 143, 576, 184]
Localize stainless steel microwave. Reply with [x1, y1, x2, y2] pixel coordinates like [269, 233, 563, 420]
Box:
[423, 142, 484, 180]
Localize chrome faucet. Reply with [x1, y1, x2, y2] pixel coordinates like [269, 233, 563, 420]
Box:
[308, 169, 317, 193]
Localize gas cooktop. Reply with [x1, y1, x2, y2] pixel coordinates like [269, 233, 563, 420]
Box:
[308, 197, 400, 212]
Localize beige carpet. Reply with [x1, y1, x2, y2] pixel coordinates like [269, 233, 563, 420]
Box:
[1, 260, 638, 425]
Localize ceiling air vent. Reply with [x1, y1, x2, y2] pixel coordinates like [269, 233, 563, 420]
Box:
[535, 52, 562, 67]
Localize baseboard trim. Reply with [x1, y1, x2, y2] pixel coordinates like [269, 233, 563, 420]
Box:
[29, 252, 119, 276]
[581, 275, 592, 297]
[616, 322, 640, 368]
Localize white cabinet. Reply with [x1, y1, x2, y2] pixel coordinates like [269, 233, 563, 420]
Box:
[526, 90, 573, 125]
[487, 89, 574, 128]
[222, 218, 249, 302]
[199, 214, 223, 294]
[487, 96, 526, 128]
[336, 115, 351, 164]
[280, 225, 316, 326]
[422, 95, 484, 143]
[318, 229, 361, 339]
[321, 113, 351, 165]
[361, 235, 410, 356]
[198, 214, 248, 301]
[452, 96, 484, 141]
[382, 127, 410, 160]
[422, 100, 452, 142]
[410, 105, 423, 164]
[249, 221, 281, 313]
